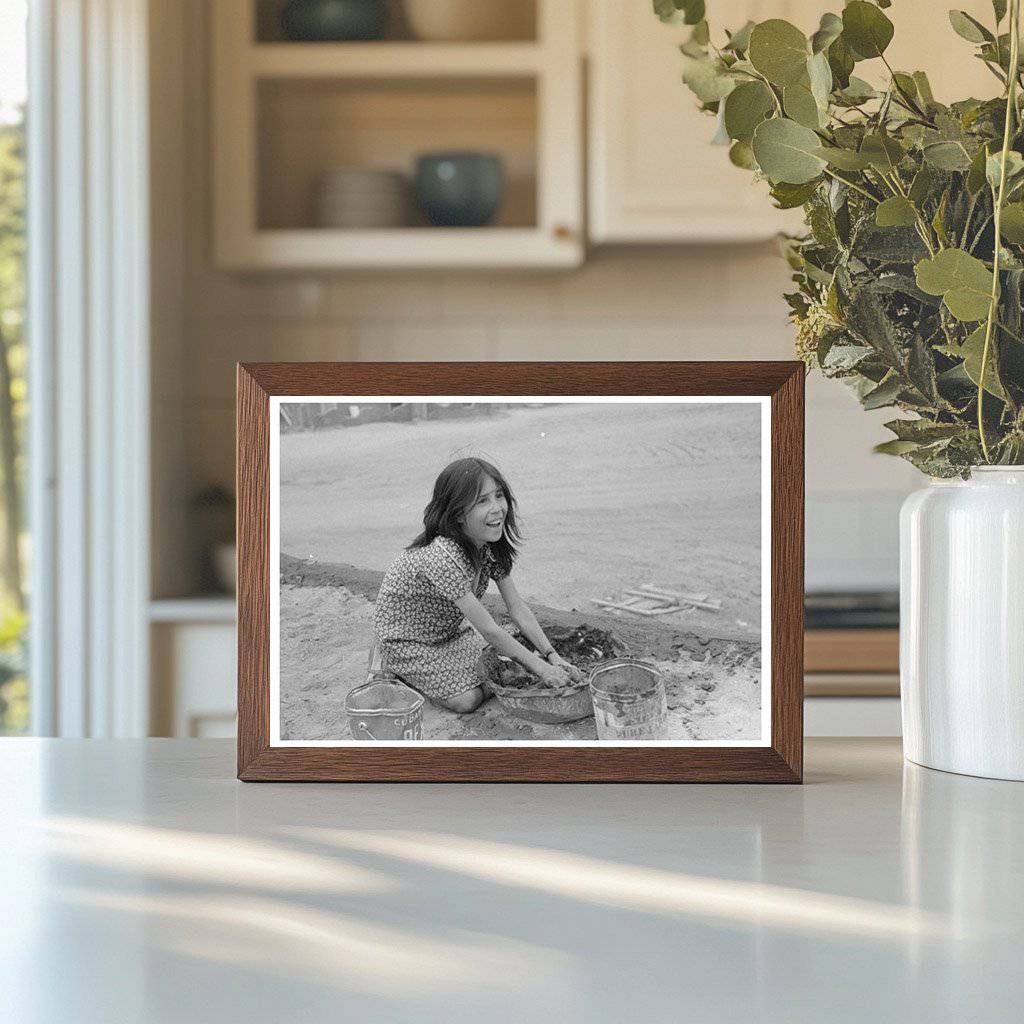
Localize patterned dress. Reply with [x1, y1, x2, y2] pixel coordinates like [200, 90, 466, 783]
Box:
[374, 535, 509, 700]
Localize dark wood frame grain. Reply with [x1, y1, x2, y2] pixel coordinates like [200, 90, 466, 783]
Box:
[237, 362, 804, 782]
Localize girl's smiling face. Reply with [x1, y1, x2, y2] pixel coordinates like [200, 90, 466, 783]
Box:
[459, 473, 508, 548]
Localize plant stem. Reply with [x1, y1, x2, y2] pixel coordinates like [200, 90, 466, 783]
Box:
[751, 69, 783, 117]
[872, 167, 937, 254]
[821, 167, 879, 203]
[979, 0, 1021, 463]
[880, 54, 930, 120]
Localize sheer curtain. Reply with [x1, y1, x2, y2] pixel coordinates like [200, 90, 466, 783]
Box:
[28, 0, 150, 737]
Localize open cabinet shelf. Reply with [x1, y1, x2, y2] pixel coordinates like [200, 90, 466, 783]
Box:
[248, 42, 546, 77]
[212, 0, 582, 269]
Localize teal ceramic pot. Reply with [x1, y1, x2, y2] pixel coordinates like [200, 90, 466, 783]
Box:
[415, 152, 505, 227]
[281, 0, 387, 42]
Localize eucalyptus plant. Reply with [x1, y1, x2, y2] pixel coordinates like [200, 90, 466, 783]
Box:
[658, 0, 1024, 475]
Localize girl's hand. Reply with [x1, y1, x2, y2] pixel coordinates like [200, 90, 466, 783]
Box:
[549, 653, 585, 684]
[536, 662, 572, 688]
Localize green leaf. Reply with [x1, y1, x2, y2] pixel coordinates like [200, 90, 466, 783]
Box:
[875, 196, 918, 228]
[807, 51, 833, 111]
[855, 225, 929, 263]
[923, 140, 973, 171]
[846, 283, 911, 372]
[724, 20, 755, 53]
[681, 0, 705, 25]
[654, 0, 705, 25]
[874, 439, 922, 455]
[932, 190, 950, 246]
[958, 324, 1007, 398]
[810, 12, 843, 54]
[986, 150, 1024, 190]
[748, 19, 810, 87]
[770, 179, 820, 208]
[752, 117, 827, 184]
[862, 374, 902, 409]
[814, 145, 872, 170]
[842, 1, 894, 60]
[723, 81, 775, 143]
[884, 419, 964, 443]
[783, 83, 822, 128]
[909, 165, 936, 205]
[690, 20, 710, 46]
[728, 140, 758, 169]
[914, 249, 994, 321]
[860, 133, 905, 173]
[1000, 202, 1024, 242]
[681, 55, 737, 103]
[827, 35, 855, 89]
[967, 142, 993, 193]
[836, 75, 877, 104]
[653, 0, 677, 23]
[892, 72, 919, 102]
[912, 71, 935, 105]
[908, 334, 941, 403]
[948, 10, 993, 44]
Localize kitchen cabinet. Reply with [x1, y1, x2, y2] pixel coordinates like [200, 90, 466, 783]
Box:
[587, 0, 999, 243]
[150, 602, 236, 738]
[587, 1, 812, 243]
[211, 0, 583, 269]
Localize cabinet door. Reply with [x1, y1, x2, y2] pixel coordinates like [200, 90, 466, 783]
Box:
[588, 1, 1002, 245]
[588, 1, 814, 242]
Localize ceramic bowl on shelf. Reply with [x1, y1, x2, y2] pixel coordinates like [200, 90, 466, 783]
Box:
[280, 0, 388, 42]
[403, 0, 534, 42]
[314, 167, 409, 228]
[414, 152, 504, 227]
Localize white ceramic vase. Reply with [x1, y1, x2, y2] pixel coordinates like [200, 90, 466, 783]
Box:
[900, 467, 1024, 781]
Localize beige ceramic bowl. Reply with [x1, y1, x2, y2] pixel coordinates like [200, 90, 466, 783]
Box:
[404, 0, 534, 41]
[314, 168, 409, 228]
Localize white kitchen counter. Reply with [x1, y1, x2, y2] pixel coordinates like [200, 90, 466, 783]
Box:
[2, 738, 1021, 1023]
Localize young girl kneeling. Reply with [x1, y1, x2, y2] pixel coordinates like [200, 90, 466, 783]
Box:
[374, 456, 582, 713]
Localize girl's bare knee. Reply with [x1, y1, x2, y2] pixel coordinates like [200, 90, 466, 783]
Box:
[441, 688, 484, 714]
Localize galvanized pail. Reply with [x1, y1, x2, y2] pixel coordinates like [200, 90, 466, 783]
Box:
[345, 675, 425, 741]
[588, 659, 668, 740]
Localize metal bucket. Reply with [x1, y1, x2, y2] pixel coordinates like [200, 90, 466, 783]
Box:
[345, 675, 425, 741]
[588, 659, 668, 740]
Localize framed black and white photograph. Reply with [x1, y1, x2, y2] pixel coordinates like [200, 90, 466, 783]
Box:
[237, 362, 804, 782]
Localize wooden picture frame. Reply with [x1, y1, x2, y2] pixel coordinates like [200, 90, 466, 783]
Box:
[237, 362, 804, 782]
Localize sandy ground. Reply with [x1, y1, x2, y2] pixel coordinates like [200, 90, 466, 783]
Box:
[279, 585, 762, 742]
[281, 403, 763, 628]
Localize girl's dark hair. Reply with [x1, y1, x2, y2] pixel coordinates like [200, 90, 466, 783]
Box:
[408, 457, 521, 576]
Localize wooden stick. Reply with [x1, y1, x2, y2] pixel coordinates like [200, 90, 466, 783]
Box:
[640, 583, 712, 603]
[638, 584, 722, 611]
[590, 598, 662, 617]
[623, 589, 677, 606]
[640, 583, 719, 605]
